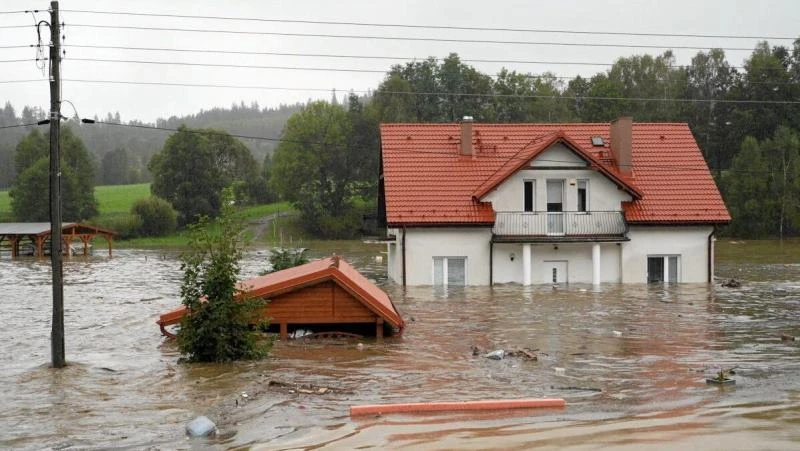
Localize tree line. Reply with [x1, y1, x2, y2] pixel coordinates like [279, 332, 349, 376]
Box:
[3, 40, 800, 238]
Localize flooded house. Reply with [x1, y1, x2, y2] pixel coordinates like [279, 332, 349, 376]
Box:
[379, 117, 731, 286]
[157, 255, 405, 339]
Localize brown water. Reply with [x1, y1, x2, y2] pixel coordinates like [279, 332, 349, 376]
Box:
[1, 243, 799, 450]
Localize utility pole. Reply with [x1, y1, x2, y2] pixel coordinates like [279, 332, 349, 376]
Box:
[49, 0, 65, 368]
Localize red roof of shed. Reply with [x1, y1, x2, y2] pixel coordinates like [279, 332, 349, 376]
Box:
[380, 122, 730, 225]
[156, 256, 404, 333]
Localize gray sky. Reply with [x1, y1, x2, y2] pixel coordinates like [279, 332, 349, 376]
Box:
[2, 0, 799, 123]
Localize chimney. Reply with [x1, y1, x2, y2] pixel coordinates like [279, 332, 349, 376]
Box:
[460, 116, 474, 156]
[610, 116, 633, 175]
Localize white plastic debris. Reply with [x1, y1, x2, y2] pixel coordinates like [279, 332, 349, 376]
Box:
[186, 416, 216, 437]
[613, 330, 623, 337]
[485, 350, 505, 360]
[290, 329, 312, 339]
[554, 367, 566, 374]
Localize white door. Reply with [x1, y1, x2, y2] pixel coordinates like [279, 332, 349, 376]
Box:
[543, 260, 568, 284]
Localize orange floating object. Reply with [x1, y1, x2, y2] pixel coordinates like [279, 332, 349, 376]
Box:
[349, 398, 566, 416]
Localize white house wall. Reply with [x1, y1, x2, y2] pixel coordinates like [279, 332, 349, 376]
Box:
[389, 227, 493, 285]
[493, 242, 622, 284]
[482, 144, 632, 212]
[621, 226, 713, 283]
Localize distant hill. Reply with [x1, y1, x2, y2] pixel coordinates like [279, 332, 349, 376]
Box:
[0, 101, 303, 188]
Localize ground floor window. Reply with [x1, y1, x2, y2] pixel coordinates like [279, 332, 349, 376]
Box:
[433, 256, 467, 286]
[647, 255, 679, 283]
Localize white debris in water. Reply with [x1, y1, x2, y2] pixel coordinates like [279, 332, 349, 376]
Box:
[554, 367, 566, 374]
[186, 416, 216, 438]
[613, 330, 623, 337]
[485, 350, 505, 360]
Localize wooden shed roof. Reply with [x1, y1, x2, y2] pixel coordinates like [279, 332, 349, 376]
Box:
[157, 256, 405, 333]
[0, 222, 116, 236]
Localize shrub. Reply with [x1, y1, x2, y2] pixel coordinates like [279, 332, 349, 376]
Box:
[177, 194, 271, 362]
[131, 196, 178, 237]
[265, 247, 309, 274]
[101, 214, 143, 240]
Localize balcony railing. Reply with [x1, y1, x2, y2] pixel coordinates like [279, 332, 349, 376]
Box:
[493, 211, 627, 239]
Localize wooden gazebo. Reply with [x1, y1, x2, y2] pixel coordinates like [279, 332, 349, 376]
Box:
[0, 222, 115, 258]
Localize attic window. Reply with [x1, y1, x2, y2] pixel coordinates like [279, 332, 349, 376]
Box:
[590, 136, 605, 146]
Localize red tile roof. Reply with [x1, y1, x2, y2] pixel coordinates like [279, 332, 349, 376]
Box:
[156, 256, 404, 333]
[381, 122, 730, 225]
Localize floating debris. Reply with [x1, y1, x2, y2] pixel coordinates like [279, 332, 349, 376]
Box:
[186, 416, 216, 437]
[722, 279, 741, 288]
[781, 334, 796, 341]
[485, 350, 505, 360]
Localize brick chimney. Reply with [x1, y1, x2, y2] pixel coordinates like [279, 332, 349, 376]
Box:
[610, 116, 633, 175]
[460, 116, 474, 156]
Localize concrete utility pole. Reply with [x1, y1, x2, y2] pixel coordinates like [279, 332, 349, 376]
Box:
[49, 0, 65, 368]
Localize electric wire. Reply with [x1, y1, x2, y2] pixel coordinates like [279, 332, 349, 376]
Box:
[57, 9, 798, 41]
[63, 24, 761, 52]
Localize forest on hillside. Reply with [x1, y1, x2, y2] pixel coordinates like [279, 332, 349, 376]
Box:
[0, 101, 303, 189]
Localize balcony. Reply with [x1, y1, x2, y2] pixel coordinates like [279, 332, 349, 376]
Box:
[492, 211, 628, 242]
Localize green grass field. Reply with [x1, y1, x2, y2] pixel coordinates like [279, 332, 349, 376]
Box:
[94, 183, 151, 219]
[0, 183, 299, 247]
[0, 189, 10, 222]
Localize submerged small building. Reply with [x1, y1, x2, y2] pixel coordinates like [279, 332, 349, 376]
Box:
[0, 222, 115, 257]
[157, 256, 405, 339]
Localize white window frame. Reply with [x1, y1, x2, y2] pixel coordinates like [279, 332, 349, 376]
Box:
[432, 256, 468, 286]
[647, 254, 681, 283]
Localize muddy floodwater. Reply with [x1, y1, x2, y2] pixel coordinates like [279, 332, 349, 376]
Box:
[1, 241, 799, 450]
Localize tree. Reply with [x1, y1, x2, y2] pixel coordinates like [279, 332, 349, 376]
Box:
[10, 126, 98, 221]
[270, 101, 362, 237]
[101, 147, 130, 185]
[149, 126, 259, 225]
[725, 136, 773, 237]
[177, 195, 270, 362]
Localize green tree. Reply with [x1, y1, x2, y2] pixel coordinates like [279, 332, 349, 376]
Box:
[725, 136, 773, 237]
[10, 126, 98, 221]
[177, 195, 270, 362]
[101, 147, 130, 185]
[270, 101, 362, 237]
[149, 126, 259, 225]
[725, 128, 800, 238]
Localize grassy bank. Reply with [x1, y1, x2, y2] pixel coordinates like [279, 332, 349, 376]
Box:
[716, 238, 800, 264]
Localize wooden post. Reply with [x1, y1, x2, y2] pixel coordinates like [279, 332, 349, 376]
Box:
[49, 0, 66, 368]
[280, 323, 288, 340]
[376, 318, 384, 340]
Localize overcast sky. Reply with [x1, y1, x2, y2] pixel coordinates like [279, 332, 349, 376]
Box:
[2, 0, 799, 123]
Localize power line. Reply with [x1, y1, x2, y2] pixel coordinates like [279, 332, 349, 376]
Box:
[67, 57, 389, 74]
[0, 58, 38, 63]
[0, 122, 42, 130]
[0, 24, 32, 29]
[55, 43, 800, 76]
[2, 77, 798, 104]
[56, 56, 800, 86]
[59, 9, 798, 41]
[65, 24, 759, 52]
[63, 44, 617, 67]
